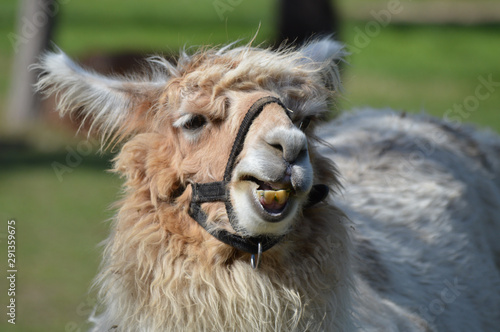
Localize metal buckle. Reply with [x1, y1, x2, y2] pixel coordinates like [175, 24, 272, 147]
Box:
[250, 242, 262, 269]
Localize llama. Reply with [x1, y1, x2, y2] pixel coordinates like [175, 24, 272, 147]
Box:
[35, 39, 500, 331]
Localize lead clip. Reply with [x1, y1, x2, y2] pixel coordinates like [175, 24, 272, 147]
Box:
[250, 242, 262, 269]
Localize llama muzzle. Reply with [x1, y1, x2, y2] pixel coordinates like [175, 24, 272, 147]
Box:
[188, 96, 329, 268]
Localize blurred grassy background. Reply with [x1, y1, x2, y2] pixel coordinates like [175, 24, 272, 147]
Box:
[1, 0, 499, 331]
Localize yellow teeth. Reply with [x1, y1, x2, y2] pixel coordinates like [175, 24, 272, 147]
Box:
[256, 189, 290, 205]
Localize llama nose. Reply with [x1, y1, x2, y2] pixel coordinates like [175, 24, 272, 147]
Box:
[266, 126, 308, 163]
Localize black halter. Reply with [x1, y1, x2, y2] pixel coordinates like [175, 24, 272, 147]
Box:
[187, 96, 329, 265]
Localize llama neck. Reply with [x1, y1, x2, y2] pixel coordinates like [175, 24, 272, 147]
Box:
[93, 195, 354, 331]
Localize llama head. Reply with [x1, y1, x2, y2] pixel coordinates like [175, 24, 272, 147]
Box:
[35, 39, 344, 242]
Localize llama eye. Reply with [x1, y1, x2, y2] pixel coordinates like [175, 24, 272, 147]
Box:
[182, 115, 207, 131]
[299, 117, 312, 131]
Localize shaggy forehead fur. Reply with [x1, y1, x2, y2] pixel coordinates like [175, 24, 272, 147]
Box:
[156, 45, 341, 136]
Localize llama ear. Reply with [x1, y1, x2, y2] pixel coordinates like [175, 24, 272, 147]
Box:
[299, 37, 346, 64]
[34, 50, 168, 146]
[298, 37, 346, 90]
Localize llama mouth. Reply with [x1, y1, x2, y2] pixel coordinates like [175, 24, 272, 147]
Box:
[255, 189, 290, 213]
[241, 176, 295, 221]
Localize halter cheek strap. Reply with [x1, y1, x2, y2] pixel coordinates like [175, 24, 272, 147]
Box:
[187, 96, 329, 266]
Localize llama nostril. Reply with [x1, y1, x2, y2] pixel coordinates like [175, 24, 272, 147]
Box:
[269, 143, 284, 153]
[285, 146, 308, 164]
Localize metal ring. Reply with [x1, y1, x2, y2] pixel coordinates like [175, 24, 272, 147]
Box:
[250, 242, 262, 269]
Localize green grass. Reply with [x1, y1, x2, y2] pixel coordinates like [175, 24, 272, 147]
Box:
[1, 0, 500, 330]
[51, 0, 275, 55]
[0, 147, 120, 331]
[340, 23, 500, 130]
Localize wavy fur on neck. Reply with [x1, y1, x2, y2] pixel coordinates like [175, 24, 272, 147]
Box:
[92, 207, 352, 331]
[89, 131, 353, 331]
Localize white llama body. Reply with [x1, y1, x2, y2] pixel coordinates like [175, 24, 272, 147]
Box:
[319, 109, 500, 331]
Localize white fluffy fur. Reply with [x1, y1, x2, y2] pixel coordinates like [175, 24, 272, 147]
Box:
[34, 39, 500, 331]
[318, 109, 500, 331]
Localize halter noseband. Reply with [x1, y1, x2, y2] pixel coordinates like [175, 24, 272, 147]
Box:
[187, 96, 329, 268]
